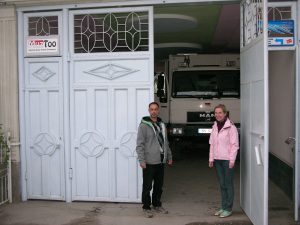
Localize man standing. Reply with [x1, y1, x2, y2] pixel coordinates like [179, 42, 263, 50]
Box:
[136, 102, 173, 218]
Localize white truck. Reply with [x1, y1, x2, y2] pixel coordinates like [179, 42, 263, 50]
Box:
[155, 54, 240, 157]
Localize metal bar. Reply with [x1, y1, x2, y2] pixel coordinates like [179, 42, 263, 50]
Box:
[0, 131, 12, 206]
[7, 132, 12, 203]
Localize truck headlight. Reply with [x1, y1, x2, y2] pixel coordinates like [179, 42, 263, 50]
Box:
[172, 128, 183, 135]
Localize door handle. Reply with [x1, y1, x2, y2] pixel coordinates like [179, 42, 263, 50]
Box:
[285, 137, 295, 152]
[285, 137, 295, 145]
[255, 145, 262, 165]
[251, 131, 264, 139]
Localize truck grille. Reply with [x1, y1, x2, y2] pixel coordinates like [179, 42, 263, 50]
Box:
[187, 111, 215, 122]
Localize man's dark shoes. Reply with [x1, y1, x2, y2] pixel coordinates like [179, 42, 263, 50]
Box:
[153, 206, 169, 214]
[143, 209, 153, 218]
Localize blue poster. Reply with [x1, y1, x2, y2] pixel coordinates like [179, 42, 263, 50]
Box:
[268, 20, 294, 46]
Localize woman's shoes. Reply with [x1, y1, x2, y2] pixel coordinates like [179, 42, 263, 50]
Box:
[214, 209, 232, 218]
[214, 209, 224, 216]
[219, 210, 232, 218]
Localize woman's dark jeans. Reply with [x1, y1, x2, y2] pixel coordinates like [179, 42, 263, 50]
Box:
[215, 160, 235, 212]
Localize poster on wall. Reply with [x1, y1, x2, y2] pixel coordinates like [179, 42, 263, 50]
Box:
[268, 20, 294, 47]
[26, 36, 59, 56]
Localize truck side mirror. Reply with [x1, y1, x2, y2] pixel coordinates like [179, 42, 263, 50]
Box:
[156, 74, 165, 98]
[157, 74, 164, 90]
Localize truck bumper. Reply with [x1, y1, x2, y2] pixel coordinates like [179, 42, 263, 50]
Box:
[168, 123, 212, 138]
[168, 123, 240, 138]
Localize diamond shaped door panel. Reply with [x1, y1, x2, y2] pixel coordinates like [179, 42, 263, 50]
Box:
[26, 59, 60, 86]
[73, 59, 149, 84]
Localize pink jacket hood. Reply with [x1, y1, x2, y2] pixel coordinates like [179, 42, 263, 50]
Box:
[209, 119, 239, 163]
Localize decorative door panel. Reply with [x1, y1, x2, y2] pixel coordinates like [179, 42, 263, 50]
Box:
[73, 59, 150, 84]
[71, 88, 111, 200]
[24, 58, 65, 200]
[70, 81, 151, 201]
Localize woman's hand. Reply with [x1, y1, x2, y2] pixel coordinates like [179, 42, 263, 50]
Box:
[229, 161, 235, 169]
[209, 161, 214, 168]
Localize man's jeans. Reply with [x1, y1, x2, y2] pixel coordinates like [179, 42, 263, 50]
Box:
[142, 163, 164, 210]
[215, 160, 235, 212]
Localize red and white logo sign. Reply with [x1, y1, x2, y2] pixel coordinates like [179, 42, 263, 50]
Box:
[26, 36, 59, 55]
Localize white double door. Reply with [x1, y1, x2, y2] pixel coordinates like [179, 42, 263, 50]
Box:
[24, 57, 152, 202]
[23, 7, 153, 202]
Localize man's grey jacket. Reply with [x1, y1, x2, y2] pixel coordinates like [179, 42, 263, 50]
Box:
[136, 116, 172, 164]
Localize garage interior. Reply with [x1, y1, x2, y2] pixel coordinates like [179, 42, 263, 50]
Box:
[152, 2, 296, 224]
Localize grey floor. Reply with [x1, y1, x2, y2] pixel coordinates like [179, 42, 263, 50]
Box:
[0, 148, 297, 225]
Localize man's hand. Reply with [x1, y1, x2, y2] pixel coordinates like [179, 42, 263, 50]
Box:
[168, 159, 173, 166]
[209, 161, 214, 168]
[229, 161, 235, 169]
[140, 162, 146, 169]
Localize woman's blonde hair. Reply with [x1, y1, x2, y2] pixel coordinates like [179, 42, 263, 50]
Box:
[214, 104, 228, 115]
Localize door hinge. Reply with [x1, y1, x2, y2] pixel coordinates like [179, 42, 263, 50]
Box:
[25, 171, 28, 180]
[69, 168, 73, 179]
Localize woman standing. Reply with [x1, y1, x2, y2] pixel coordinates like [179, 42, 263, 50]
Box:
[209, 104, 239, 218]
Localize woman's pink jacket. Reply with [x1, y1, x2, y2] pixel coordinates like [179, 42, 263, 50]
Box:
[209, 119, 239, 163]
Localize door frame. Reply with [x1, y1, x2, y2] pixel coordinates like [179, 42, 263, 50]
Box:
[268, 1, 299, 221]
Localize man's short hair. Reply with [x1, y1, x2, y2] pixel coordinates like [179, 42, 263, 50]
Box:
[148, 102, 159, 108]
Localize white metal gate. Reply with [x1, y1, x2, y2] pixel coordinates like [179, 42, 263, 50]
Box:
[240, 0, 269, 224]
[69, 7, 153, 202]
[21, 7, 153, 202]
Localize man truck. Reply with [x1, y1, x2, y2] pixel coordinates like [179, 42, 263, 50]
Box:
[155, 54, 240, 158]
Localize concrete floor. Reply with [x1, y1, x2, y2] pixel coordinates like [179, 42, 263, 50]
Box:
[0, 151, 297, 225]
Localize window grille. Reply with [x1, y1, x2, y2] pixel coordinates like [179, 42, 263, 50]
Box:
[241, 0, 263, 47]
[74, 12, 149, 53]
[28, 16, 59, 36]
[268, 7, 292, 21]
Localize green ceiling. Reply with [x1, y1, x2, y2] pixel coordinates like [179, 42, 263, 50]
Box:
[154, 5, 222, 48]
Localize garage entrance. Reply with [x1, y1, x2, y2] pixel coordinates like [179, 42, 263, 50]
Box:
[152, 0, 269, 224]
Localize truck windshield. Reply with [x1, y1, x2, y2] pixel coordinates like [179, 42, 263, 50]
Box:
[172, 70, 240, 98]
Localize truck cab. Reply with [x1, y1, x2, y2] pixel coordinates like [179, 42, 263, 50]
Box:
[155, 54, 240, 156]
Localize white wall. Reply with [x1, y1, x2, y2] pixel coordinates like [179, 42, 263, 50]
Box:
[269, 51, 295, 167]
[0, 6, 20, 162]
[0, 5, 20, 202]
